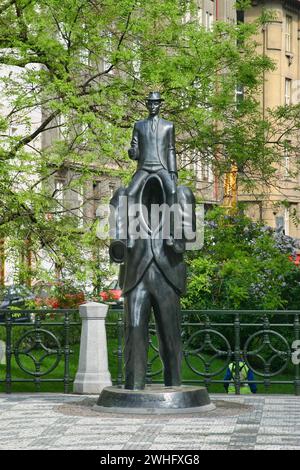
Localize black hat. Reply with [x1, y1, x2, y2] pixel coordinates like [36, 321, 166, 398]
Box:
[146, 91, 164, 102]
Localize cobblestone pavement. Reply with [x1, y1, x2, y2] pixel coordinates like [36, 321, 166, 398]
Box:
[0, 394, 299, 450]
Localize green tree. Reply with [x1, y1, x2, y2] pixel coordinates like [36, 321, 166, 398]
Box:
[0, 0, 299, 286]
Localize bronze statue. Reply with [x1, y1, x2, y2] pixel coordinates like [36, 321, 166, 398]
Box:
[127, 92, 177, 247]
[109, 92, 195, 390]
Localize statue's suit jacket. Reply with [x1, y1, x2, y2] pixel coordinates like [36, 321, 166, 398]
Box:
[111, 184, 195, 298]
[130, 118, 177, 173]
[112, 116, 195, 298]
[120, 238, 187, 296]
[109, 187, 186, 297]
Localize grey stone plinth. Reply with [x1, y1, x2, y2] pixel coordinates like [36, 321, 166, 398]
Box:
[73, 302, 112, 394]
[95, 385, 215, 414]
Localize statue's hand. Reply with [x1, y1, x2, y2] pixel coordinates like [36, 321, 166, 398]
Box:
[128, 148, 134, 159]
[128, 148, 138, 160]
[170, 172, 178, 185]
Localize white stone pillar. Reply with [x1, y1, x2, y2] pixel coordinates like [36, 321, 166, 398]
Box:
[0, 340, 5, 365]
[73, 302, 112, 394]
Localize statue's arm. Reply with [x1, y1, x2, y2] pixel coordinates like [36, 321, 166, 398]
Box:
[168, 124, 177, 176]
[128, 123, 139, 160]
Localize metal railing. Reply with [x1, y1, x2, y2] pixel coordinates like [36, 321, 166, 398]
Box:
[1, 308, 300, 395]
[0, 309, 80, 393]
[107, 309, 300, 395]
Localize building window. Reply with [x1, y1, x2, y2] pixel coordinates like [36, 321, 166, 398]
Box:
[55, 114, 65, 138]
[54, 179, 65, 203]
[76, 185, 84, 226]
[102, 31, 113, 72]
[284, 142, 291, 178]
[284, 208, 290, 236]
[284, 149, 290, 177]
[275, 215, 285, 233]
[197, 6, 203, 25]
[203, 162, 213, 182]
[181, 0, 191, 24]
[285, 78, 292, 105]
[206, 11, 213, 31]
[202, 161, 209, 181]
[275, 211, 290, 236]
[285, 15, 292, 52]
[180, 153, 190, 169]
[197, 159, 213, 183]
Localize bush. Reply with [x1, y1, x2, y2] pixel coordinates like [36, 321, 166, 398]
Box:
[182, 206, 299, 311]
[34, 281, 85, 309]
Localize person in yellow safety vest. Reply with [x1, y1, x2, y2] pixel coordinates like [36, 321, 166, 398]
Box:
[224, 361, 257, 394]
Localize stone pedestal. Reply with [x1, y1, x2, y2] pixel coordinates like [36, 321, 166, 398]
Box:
[73, 302, 112, 394]
[95, 385, 215, 414]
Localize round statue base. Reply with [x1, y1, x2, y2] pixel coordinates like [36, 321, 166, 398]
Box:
[95, 385, 215, 415]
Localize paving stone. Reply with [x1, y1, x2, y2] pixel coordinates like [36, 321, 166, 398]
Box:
[0, 393, 299, 450]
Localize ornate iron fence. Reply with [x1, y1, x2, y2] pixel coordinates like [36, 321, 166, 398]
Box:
[108, 310, 300, 395]
[1, 308, 300, 395]
[0, 309, 80, 393]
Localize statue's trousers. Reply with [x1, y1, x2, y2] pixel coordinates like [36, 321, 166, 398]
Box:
[124, 261, 182, 390]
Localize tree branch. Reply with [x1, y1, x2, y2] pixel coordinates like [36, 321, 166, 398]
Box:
[81, 1, 137, 90]
[2, 109, 61, 161]
[13, 0, 29, 41]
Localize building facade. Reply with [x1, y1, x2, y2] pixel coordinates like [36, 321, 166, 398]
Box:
[195, 1, 300, 241]
[197, 0, 236, 24]
[182, 0, 237, 210]
[240, 0, 300, 239]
